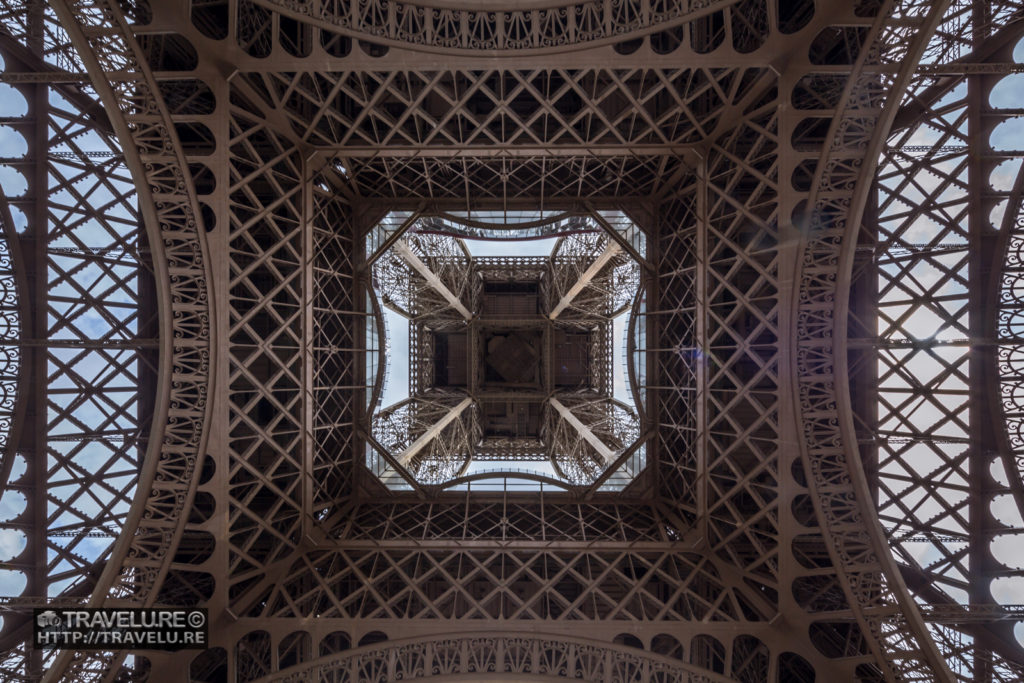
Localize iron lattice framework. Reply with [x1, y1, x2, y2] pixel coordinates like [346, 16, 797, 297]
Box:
[0, 0, 1024, 681]
[368, 215, 641, 490]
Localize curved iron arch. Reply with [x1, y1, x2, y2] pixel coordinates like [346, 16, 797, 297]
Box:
[246, 632, 735, 683]
[795, 0, 956, 678]
[44, 0, 216, 678]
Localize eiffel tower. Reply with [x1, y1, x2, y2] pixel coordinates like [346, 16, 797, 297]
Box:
[1, 0, 1024, 680]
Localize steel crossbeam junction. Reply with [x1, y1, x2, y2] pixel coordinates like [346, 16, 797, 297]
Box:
[2, 0, 1024, 682]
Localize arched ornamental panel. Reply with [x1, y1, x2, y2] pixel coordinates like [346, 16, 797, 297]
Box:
[0, 2, 197, 679]
[0, 0, 1012, 681]
[243, 633, 735, 683]
[850, 2, 1024, 679]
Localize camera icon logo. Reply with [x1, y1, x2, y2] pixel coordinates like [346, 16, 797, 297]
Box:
[36, 610, 61, 628]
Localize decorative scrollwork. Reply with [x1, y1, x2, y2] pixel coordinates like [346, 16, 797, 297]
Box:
[0, 232, 18, 454]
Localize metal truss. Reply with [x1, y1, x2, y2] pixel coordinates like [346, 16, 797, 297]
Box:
[855, 1, 1024, 678]
[373, 232, 472, 320]
[256, 0, 745, 55]
[366, 212, 641, 489]
[369, 393, 478, 485]
[236, 633, 735, 683]
[0, 3, 173, 679]
[6, 0, 1024, 681]
[546, 393, 641, 484]
[549, 232, 639, 320]
[234, 64, 754, 152]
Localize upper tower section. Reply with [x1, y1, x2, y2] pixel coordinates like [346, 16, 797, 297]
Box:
[365, 210, 648, 492]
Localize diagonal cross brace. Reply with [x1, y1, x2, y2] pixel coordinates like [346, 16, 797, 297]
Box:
[549, 397, 617, 466]
[549, 240, 621, 320]
[397, 397, 473, 466]
[394, 239, 473, 320]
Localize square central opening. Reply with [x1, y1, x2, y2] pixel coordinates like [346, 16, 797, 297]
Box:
[364, 211, 649, 492]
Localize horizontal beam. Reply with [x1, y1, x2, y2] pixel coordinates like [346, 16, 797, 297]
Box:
[848, 337, 1024, 348]
[316, 538, 686, 551]
[254, 0, 743, 54]
[0, 597, 92, 610]
[0, 338, 158, 348]
[0, 71, 139, 83]
[427, 469, 577, 492]
[917, 62, 1024, 75]
[921, 604, 1024, 623]
[331, 144, 700, 159]
[0, 71, 89, 83]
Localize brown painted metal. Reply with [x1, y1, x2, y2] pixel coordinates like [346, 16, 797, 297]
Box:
[2, 0, 1024, 681]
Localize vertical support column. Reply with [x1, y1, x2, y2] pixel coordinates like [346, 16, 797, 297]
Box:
[136, 189, 158, 481]
[352, 206, 371, 495]
[695, 159, 708, 538]
[469, 318, 480, 396]
[23, 4, 49, 677]
[203, 68, 232, 646]
[850, 187, 880, 505]
[643, 213, 657, 490]
[775, 64, 809, 631]
[301, 155, 315, 539]
[967, 3, 998, 679]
